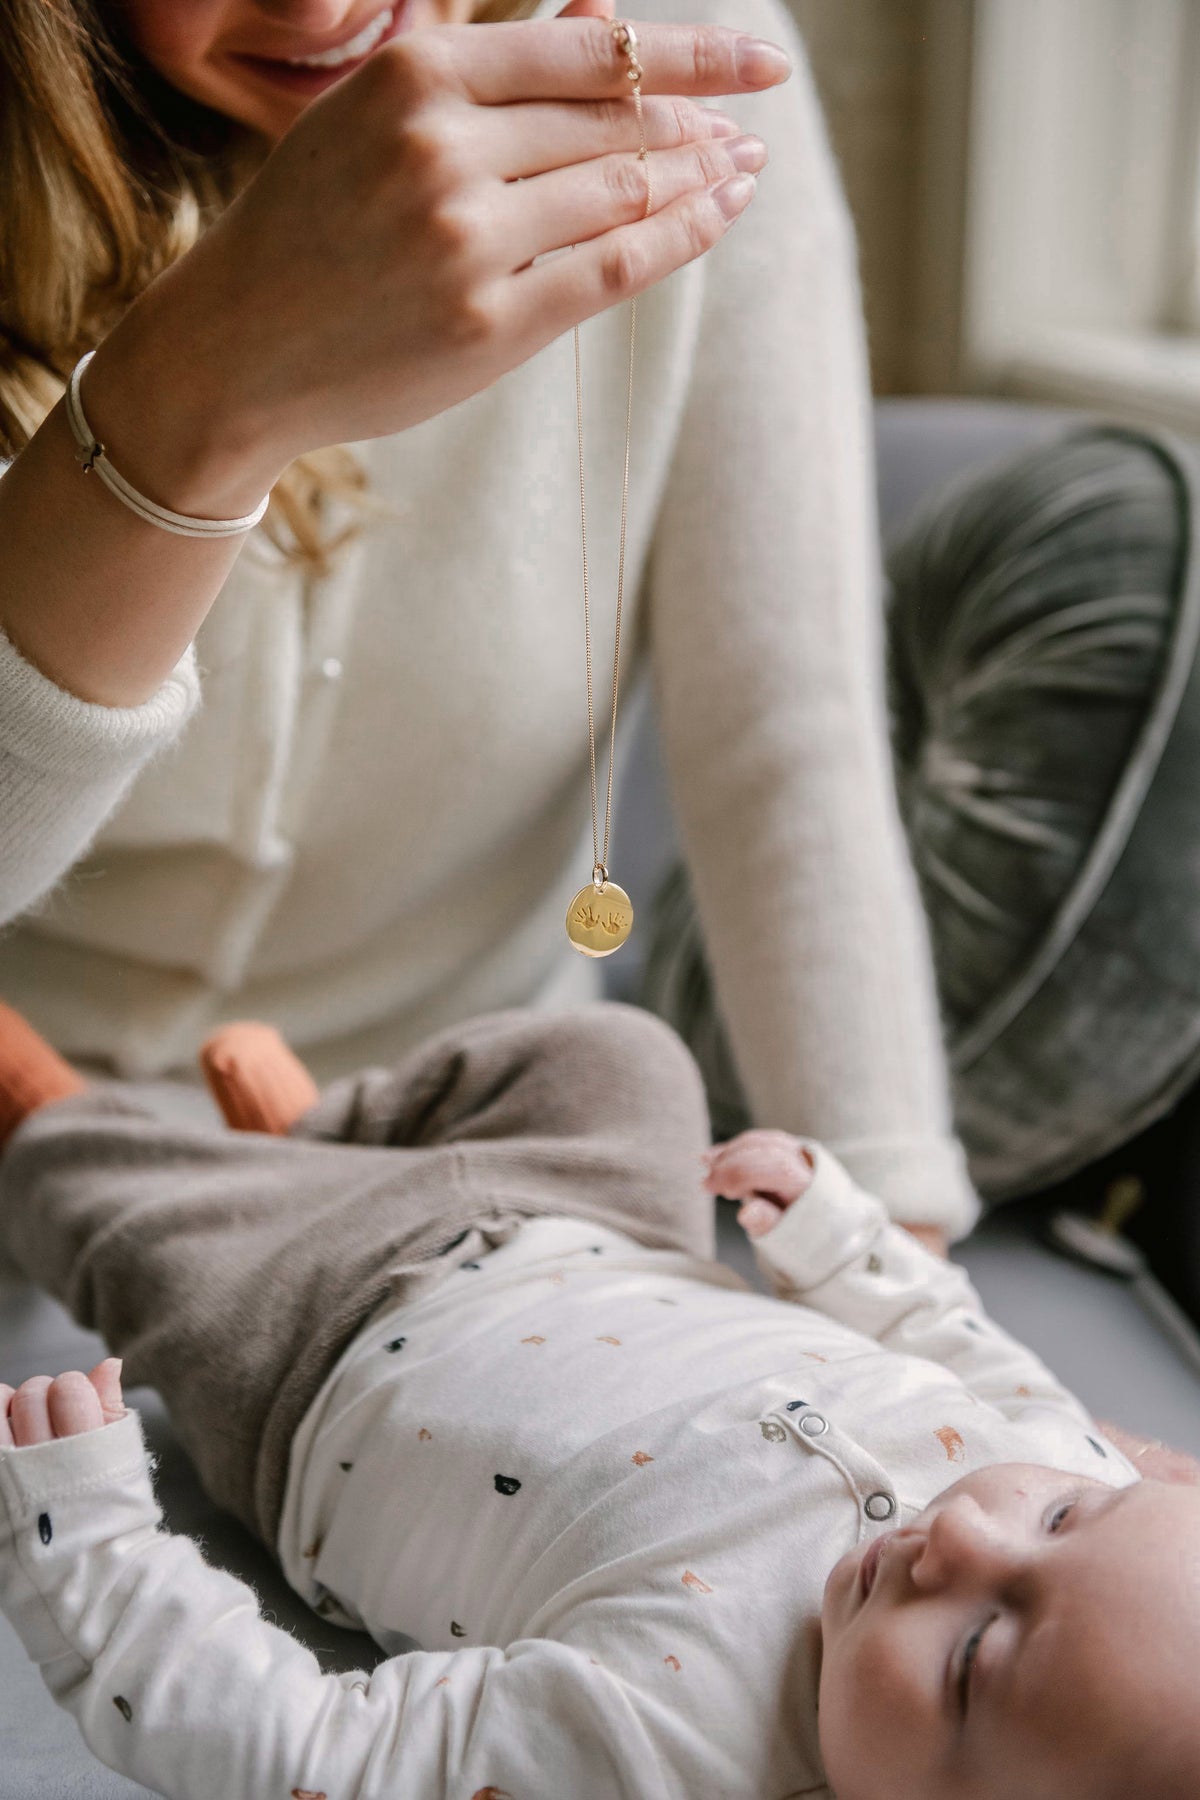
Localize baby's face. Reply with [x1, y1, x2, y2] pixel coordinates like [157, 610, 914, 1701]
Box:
[817, 1463, 1200, 1800]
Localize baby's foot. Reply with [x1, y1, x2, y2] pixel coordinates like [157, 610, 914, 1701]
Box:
[0, 1003, 88, 1152]
[702, 1129, 816, 1238]
[199, 1022, 319, 1135]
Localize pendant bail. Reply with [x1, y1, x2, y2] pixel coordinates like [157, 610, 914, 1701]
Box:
[593, 861, 609, 889]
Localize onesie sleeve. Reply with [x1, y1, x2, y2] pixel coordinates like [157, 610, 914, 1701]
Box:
[0, 619, 199, 927]
[751, 1141, 1102, 1432]
[0, 1409, 690, 1800]
[644, 0, 979, 1240]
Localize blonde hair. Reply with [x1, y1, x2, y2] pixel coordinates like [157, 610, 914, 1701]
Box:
[0, 0, 543, 574]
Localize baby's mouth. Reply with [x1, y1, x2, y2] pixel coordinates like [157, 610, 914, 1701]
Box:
[859, 1531, 893, 1603]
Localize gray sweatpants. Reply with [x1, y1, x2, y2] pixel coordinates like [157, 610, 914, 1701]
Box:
[0, 1002, 713, 1553]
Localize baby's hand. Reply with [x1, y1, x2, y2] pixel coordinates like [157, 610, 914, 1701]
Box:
[702, 1129, 816, 1238]
[0, 1359, 125, 1448]
[704, 1131, 953, 1258]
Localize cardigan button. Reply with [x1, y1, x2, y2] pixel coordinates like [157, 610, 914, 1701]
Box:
[318, 656, 344, 682]
[865, 1492, 896, 1521]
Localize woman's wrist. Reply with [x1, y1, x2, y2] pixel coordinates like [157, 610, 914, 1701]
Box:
[83, 279, 292, 524]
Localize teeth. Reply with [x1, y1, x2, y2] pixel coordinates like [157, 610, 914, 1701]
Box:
[284, 9, 393, 67]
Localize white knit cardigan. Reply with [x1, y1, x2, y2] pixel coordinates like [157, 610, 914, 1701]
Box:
[0, 0, 979, 1236]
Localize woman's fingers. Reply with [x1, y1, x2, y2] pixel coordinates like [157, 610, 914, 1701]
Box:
[483, 93, 740, 182]
[177, 8, 788, 468]
[501, 132, 765, 270]
[409, 16, 791, 107]
[507, 169, 757, 341]
[0, 1386, 14, 1449]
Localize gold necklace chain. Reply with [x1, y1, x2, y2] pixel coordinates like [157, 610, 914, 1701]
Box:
[565, 18, 647, 960]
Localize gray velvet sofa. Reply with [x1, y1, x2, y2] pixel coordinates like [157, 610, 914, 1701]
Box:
[3, 396, 1199, 1798]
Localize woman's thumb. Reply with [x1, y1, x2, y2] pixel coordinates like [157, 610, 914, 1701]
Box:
[556, 0, 615, 18]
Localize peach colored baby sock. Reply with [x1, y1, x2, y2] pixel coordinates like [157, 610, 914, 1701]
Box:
[199, 1022, 320, 1135]
[0, 1002, 89, 1150]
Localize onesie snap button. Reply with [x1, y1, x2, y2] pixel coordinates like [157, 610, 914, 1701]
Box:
[799, 1412, 828, 1437]
[865, 1492, 896, 1521]
[319, 656, 344, 681]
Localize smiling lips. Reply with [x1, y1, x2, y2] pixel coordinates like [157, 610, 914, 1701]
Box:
[280, 6, 396, 68]
[233, 1, 412, 91]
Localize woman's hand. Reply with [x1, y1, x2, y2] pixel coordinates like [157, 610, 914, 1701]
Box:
[0, 1360, 126, 1448]
[1094, 1418, 1200, 1486]
[88, 4, 786, 514]
[703, 1128, 816, 1238]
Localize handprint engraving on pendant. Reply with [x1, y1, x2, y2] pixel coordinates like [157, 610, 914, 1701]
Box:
[566, 877, 633, 957]
[574, 900, 627, 933]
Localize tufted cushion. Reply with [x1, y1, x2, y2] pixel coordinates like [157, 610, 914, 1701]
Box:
[886, 424, 1200, 1197]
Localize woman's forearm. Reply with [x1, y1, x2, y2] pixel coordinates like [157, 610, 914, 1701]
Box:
[0, 284, 285, 710]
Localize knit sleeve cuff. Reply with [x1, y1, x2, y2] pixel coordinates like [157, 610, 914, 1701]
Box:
[0, 626, 200, 780]
[823, 1132, 983, 1242]
[0, 1407, 154, 1517]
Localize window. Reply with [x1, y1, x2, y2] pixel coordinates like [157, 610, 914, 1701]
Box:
[962, 0, 1200, 431]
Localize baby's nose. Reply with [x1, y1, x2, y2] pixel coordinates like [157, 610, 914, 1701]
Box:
[912, 1498, 1023, 1589]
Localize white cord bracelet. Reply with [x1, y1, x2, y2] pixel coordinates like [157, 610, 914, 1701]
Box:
[65, 351, 270, 539]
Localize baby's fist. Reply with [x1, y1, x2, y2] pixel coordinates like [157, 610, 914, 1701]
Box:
[702, 1129, 816, 1238]
[0, 1359, 125, 1448]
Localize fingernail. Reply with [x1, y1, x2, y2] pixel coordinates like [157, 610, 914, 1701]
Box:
[736, 36, 792, 84]
[728, 133, 767, 172]
[713, 171, 756, 218]
[706, 110, 741, 137]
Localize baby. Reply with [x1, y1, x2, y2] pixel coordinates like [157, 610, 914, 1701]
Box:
[1, 999, 1199, 1800]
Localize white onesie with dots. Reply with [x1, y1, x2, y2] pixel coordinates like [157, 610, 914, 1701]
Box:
[0, 1142, 1138, 1800]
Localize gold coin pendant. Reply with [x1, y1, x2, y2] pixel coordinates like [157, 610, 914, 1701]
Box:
[566, 879, 634, 958]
